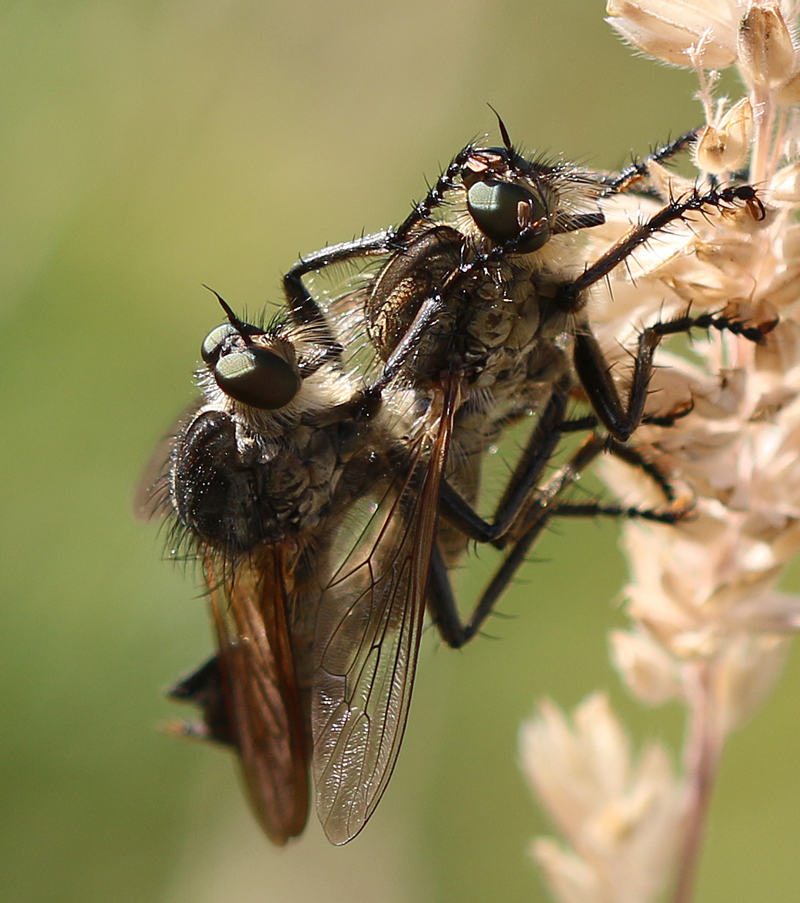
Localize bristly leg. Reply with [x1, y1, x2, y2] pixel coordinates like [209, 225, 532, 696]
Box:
[602, 128, 700, 195]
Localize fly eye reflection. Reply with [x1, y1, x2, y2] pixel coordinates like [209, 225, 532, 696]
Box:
[201, 323, 239, 365]
[201, 324, 302, 410]
[466, 180, 550, 253]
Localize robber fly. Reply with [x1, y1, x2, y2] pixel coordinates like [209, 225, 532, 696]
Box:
[287, 121, 768, 568]
[154, 308, 684, 846]
[281, 122, 770, 841]
[144, 290, 425, 844]
[149, 126, 769, 848]
[148, 278, 493, 845]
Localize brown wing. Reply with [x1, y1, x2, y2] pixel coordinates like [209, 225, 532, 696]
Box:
[206, 543, 310, 844]
[311, 377, 460, 844]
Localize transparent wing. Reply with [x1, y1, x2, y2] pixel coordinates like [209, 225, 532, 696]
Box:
[206, 545, 310, 845]
[133, 404, 199, 521]
[311, 381, 458, 844]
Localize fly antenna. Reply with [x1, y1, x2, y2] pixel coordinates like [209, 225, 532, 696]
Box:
[487, 103, 513, 151]
[202, 284, 253, 340]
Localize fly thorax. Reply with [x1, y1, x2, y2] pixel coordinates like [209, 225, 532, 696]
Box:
[504, 283, 543, 352]
[300, 427, 339, 492]
[527, 287, 570, 339]
[466, 302, 515, 356]
[524, 341, 571, 385]
[402, 312, 461, 385]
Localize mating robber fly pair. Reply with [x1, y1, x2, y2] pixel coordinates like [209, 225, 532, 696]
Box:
[142, 120, 769, 845]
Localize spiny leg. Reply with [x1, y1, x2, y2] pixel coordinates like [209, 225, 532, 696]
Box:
[431, 415, 688, 648]
[602, 128, 700, 196]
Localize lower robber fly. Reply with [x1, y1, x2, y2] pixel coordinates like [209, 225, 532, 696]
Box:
[146, 288, 500, 845]
[144, 292, 422, 843]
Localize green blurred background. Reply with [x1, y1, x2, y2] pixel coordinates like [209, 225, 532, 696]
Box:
[3, 1, 800, 901]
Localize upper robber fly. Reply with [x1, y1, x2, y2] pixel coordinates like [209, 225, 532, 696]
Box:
[282, 124, 772, 841]
[285, 124, 771, 615]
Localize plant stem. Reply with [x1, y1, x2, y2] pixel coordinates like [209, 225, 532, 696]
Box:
[672, 660, 723, 903]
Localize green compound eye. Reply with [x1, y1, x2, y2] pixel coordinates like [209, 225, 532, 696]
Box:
[213, 346, 301, 410]
[467, 180, 551, 253]
[201, 323, 239, 364]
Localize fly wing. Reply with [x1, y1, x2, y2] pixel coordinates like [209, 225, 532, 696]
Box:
[133, 404, 199, 521]
[311, 379, 459, 844]
[206, 544, 310, 844]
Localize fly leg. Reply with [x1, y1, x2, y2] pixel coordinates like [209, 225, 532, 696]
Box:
[430, 372, 695, 648]
[282, 230, 394, 361]
[280, 139, 479, 341]
[435, 372, 688, 550]
[436, 375, 573, 548]
[166, 656, 234, 747]
[601, 128, 700, 196]
[553, 183, 769, 442]
[430, 360, 697, 649]
[562, 183, 765, 312]
[392, 143, 483, 239]
[434, 433, 608, 647]
[430, 430, 685, 649]
[573, 306, 772, 442]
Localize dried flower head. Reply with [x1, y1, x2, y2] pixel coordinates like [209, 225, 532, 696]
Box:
[521, 695, 683, 903]
[522, 2, 800, 902]
[605, 0, 742, 69]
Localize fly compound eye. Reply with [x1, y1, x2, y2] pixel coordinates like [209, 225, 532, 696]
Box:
[213, 346, 301, 410]
[466, 180, 551, 253]
[201, 323, 239, 364]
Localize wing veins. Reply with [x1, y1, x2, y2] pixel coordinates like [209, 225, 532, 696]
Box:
[312, 380, 459, 843]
